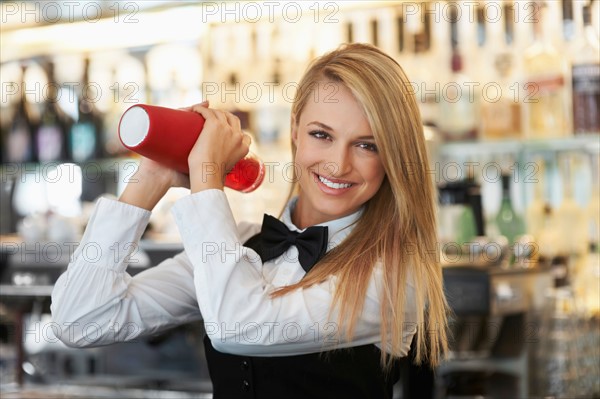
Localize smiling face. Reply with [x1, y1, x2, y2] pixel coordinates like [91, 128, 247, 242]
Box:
[291, 81, 386, 228]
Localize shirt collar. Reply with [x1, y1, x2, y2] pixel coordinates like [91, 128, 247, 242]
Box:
[280, 197, 363, 248]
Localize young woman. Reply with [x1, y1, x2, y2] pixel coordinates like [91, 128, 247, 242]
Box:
[51, 43, 448, 398]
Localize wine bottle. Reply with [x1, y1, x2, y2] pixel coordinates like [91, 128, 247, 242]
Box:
[494, 173, 526, 246]
[35, 61, 69, 163]
[571, 4, 600, 135]
[5, 65, 36, 163]
[69, 57, 104, 163]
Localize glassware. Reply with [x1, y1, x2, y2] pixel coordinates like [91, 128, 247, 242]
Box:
[571, 4, 600, 135]
[480, 54, 522, 140]
[69, 57, 104, 163]
[494, 173, 525, 247]
[523, 1, 568, 138]
[35, 61, 69, 163]
[5, 65, 36, 163]
[438, 48, 479, 142]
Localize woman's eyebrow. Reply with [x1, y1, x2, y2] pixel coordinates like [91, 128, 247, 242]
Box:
[307, 121, 333, 131]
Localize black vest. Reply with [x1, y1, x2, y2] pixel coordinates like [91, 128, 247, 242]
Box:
[202, 232, 400, 398]
[204, 336, 400, 398]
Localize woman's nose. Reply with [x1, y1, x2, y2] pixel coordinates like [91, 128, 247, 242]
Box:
[324, 147, 352, 177]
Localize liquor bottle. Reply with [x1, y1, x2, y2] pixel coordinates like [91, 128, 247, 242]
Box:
[255, 61, 285, 145]
[494, 173, 526, 246]
[69, 57, 104, 163]
[554, 154, 588, 257]
[588, 154, 600, 254]
[103, 67, 129, 157]
[503, 2, 515, 46]
[571, 4, 600, 135]
[523, 1, 568, 138]
[5, 65, 37, 163]
[437, 47, 479, 141]
[406, 29, 439, 128]
[437, 4, 478, 141]
[35, 61, 69, 163]
[561, 0, 575, 42]
[525, 158, 548, 240]
[480, 54, 522, 140]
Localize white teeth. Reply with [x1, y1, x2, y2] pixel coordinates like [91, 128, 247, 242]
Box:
[318, 175, 353, 189]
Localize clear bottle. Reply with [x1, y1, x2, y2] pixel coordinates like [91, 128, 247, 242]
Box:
[555, 154, 588, 258]
[407, 29, 439, 129]
[525, 158, 548, 240]
[543, 154, 590, 289]
[5, 65, 36, 163]
[438, 48, 479, 141]
[494, 173, 526, 246]
[480, 53, 522, 140]
[571, 4, 600, 135]
[103, 67, 129, 157]
[69, 57, 104, 163]
[523, 1, 568, 138]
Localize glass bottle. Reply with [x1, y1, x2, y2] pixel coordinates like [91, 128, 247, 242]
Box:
[525, 158, 548, 240]
[35, 61, 69, 163]
[69, 57, 104, 163]
[480, 53, 522, 139]
[5, 65, 36, 163]
[555, 154, 588, 258]
[571, 4, 600, 135]
[438, 48, 479, 141]
[523, 1, 568, 138]
[103, 67, 128, 157]
[495, 173, 526, 246]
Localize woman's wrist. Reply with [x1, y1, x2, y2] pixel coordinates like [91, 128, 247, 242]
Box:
[118, 167, 172, 210]
[189, 169, 225, 193]
[188, 159, 226, 193]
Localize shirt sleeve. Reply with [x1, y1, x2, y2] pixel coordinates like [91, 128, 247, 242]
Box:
[171, 189, 417, 357]
[50, 197, 202, 347]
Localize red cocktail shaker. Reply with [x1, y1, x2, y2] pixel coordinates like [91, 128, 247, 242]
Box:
[118, 104, 264, 193]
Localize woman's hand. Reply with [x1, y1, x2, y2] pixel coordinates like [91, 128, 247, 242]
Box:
[185, 102, 252, 193]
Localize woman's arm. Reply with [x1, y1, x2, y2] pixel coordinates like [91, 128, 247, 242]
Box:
[171, 189, 417, 356]
[50, 159, 200, 347]
[50, 198, 202, 347]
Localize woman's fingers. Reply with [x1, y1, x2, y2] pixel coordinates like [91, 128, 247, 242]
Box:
[224, 111, 241, 131]
[179, 100, 208, 112]
[241, 132, 252, 148]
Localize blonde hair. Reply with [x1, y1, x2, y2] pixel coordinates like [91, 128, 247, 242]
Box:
[273, 43, 448, 368]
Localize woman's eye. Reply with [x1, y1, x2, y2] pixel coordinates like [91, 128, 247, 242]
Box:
[309, 130, 330, 140]
[358, 142, 378, 152]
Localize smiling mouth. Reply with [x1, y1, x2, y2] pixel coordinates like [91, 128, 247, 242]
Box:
[315, 173, 354, 189]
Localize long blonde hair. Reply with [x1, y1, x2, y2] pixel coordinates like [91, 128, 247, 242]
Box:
[273, 43, 448, 368]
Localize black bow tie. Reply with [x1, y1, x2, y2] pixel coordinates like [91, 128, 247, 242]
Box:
[245, 214, 329, 273]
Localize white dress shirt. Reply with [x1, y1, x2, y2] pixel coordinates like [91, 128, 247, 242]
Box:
[51, 189, 416, 356]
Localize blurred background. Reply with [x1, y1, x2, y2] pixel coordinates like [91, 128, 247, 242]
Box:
[0, 0, 599, 398]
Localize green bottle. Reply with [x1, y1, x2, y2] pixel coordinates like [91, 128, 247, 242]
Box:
[495, 174, 525, 245]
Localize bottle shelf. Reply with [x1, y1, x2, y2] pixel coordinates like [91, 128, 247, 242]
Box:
[438, 134, 600, 159]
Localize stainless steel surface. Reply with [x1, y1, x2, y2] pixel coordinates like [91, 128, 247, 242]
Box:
[443, 266, 552, 316]
[1, 382, 212, 398]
